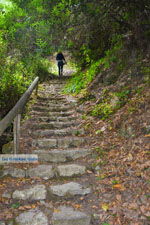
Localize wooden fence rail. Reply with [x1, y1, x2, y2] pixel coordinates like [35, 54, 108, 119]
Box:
[0, 76, 39, 154]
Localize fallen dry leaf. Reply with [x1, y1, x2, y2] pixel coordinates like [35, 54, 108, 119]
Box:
[101, 203, 109, 211]
[73, 204, 82, 209]
[54, 209, 61, 213]
[144, 134, 150, 137]
[113, 184, 125, 190]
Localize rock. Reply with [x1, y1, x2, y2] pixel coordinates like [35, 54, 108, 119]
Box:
[7, 221, 14, 225]
[12, 185, 46, 200]
[2, 191, 11, 198]
[0, 221, 6, 225]
[48, 182, 91, 198]
[26, 165, 54, 179]
[15, 209, 48, 225]
[57, 164, 86, 177]
[32, 121, 77, 130]
[95, 166, 100, 171]
[33, 128, 84, 137]
[32, 139, 57, 148]
[57, 137, 86, 148]
[2, 142, 13, 154]
[33, 137, 86, 149]
[3, 167, 25, 178]
[35, 149, 91, 163]
[51, 206, 91, 225]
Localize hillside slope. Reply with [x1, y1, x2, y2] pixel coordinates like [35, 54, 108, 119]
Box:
[71, 52, 150, 224]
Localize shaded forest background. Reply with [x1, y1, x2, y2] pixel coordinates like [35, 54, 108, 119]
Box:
[0, 0, 149, 118]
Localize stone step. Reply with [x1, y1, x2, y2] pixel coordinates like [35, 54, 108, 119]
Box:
[30, 110, 75, 117]
[32, 105, 73, 112]
[33, 102, 69, 107]
[32, 137, 87, 149]
[37, 96, 66, 102]
[32, 128, 84, 137]
[12, 185, 47, 201]
[2, 164, 87, 179]
[31, 116, 78, 123]
[15, 208, 49, 225]
[39, 92, 64, 97]
[7, 182, 91, 201]
[15, 206, 91, 225]
[57, 164, 86, 177]
[31, 121, 79, 130]
[51, 206, 91, 225]
[34, 148, 91, 162]
[48, 182, 91, 198]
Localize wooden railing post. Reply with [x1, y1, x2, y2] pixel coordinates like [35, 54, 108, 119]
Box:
[35, 81, 38, 96]
[13, 114, 21, 154]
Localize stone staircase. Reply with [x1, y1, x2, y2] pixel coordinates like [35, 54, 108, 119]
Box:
[0, 79, 98, 225]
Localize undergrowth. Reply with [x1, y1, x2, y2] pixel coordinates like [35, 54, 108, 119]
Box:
[63, 35, 124, 94]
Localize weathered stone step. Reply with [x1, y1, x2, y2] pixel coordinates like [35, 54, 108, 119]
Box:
[30, 110, 75, 117]
[34, 148, 91, 162]
[15, 209, 48, 225]
[37, 96, 66, 102]
[31, 121, 79, 130]
[2, 164, 87, 178]
[33, 102, 69, 107]
[32, 137, 86, 149]
[39, 92, 64, 97]
[48, 182, 91, 198]
[15, 206, 91, 225]
[32, 105, 73, 112]
[5, 182, 91, 201]
[31, 115, 78, 123]
[57, 164, 86, 177]
[32, 128, 84, 137]
[51, 206, 91, 225]
[12, 185, 47, 201]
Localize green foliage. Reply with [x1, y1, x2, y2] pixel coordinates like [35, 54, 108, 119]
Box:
[64, 59, 101, 94]
[90, 87, 131, 119]
[0, 0, 149, 117]
[11, 202, 20, 209]
[94, 147, 108, 158]
[115, 89, 130, 108]
[64, 71, 85, 94]
[91, 102, 113, 120]
[142, 65, 150, 84]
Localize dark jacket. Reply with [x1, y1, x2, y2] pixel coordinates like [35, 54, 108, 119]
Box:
[56, 53, 65, 61]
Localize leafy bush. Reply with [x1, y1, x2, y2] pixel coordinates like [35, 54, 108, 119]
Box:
[64, 59, 101, 94]
[91, 102, 113, 120]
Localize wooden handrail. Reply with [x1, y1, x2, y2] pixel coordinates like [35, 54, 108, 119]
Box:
[0, 76, 39, 153]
